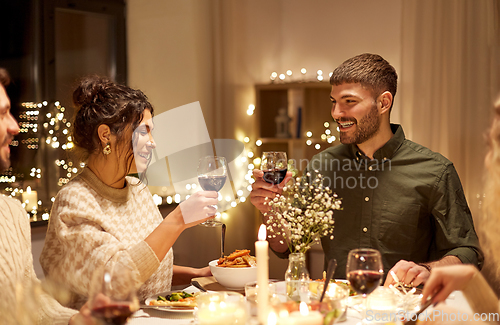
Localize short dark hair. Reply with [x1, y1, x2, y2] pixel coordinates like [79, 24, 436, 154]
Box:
[330, 53, 398, 109]
[0, 68, 11, 87]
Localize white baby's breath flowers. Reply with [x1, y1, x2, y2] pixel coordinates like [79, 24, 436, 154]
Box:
[265, 173, 342, 254]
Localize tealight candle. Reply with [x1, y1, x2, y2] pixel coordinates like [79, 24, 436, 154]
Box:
[196, 292, 247, 325]
[286, 302, 323, 325]
[256, 224, 269, 324]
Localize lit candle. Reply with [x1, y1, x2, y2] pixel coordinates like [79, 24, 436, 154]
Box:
[256, 224, 269, 324]
[287, 302, 323, 325]
[22, 186, 38, 211]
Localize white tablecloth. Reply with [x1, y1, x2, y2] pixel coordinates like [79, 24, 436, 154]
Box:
[128, 286, 473, 325]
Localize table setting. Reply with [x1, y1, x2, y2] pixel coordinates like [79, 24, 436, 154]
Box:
[103, 155, 474, 324]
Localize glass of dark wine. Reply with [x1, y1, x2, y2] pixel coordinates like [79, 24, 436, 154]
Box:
[346, 248, 384, 319]
[260, 151, 288, 185]
[197, 156, 228, 227]
[89, 265, 139, 325]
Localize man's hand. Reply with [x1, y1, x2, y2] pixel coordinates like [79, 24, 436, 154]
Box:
[421, 265, 477, 306]
[249, 169, 292, 213]
[384, 260, 430, 287]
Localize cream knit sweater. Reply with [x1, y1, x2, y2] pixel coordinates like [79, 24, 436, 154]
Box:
[0, 195, 77, 324]
[40, 168, 173, 309]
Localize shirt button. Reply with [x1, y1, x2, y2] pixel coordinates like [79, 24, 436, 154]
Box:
[368, 166, 373, 171]
[363, 227, 368, 233]
[364, 197, 370, 202]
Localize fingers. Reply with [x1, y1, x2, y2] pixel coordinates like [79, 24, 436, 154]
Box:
[384, 260, 408, 286]
[385, 260, 430, 288]
[411, 270, 429, 287]
[205, 205, 217, 216]
[252, 169, 285, 192]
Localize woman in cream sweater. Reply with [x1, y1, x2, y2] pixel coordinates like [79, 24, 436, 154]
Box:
[421, 96, 500, 324]
[40, 76, 217, 309]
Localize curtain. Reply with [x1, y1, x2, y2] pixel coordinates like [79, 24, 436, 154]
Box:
[399, 0, 500, 291]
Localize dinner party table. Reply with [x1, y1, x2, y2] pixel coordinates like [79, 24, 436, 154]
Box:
[127, 278, 474, 325]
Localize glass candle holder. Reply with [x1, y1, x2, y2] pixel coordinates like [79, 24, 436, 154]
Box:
[195, 292, 248, 325]
[245, 280, 285, 317]
[315, 282, 349, 323]
[365, 287, 398, 324]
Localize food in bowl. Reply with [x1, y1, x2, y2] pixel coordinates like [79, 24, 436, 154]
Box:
[209, 251, 257, 289]
[217, 249, 256, 267]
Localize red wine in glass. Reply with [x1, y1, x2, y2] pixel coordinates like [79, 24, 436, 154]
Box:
[260, 151, 287, 185]
[346, 270, 383, 296]
[198, 175, 227, 191]
[263, 168, 288, 185]
[91, 303, 134, 325]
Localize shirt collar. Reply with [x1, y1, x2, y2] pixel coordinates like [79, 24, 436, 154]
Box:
[349, 124, 405, 161]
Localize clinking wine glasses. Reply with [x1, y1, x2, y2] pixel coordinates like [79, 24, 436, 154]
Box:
[260, 151, 287, 185]
[197, 156, 228, 227]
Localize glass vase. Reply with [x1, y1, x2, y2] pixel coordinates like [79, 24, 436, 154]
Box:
[285, 252, 310, 301]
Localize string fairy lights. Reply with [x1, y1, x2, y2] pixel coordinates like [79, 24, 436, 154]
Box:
[0, 100, 84, 222]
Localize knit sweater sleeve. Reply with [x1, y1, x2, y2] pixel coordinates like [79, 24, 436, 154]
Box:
[461, 271, 500, 323]
[0, 195, 77, 324]
[40, 184, 160, 303]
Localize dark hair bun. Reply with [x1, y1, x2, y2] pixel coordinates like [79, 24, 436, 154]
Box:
[73, 75, 114, 109]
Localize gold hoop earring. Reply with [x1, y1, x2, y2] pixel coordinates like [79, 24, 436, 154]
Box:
[103, 143, 111, 155]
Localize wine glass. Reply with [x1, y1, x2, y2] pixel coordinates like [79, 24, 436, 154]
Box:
[197, 156, 228, 227]
[346, 248, 384, 319]
[89, 265, 139, 325]
[260, 151, 288, 185]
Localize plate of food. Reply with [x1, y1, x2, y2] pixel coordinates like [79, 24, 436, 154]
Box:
[144, 290, 200, 312]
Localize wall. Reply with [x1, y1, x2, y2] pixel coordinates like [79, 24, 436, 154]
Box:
[126, 0, 403, 280]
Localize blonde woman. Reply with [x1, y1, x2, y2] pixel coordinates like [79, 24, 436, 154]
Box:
[421, 96, 500, 324]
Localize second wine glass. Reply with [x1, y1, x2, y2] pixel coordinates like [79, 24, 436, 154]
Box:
[89, 265, 139, 325]
[197, 156, 228, 227]
[260, 151, 287, 185]
[346, 248, 384, 319]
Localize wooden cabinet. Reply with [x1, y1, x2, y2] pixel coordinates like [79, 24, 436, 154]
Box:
[255, 82, 339, 171]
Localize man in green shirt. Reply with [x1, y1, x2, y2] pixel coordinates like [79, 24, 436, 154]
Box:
[250, 53, 482, 286]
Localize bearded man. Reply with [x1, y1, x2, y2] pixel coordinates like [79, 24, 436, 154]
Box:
[250, 53, 482, 286]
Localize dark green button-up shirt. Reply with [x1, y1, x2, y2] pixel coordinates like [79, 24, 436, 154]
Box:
[297, 124, 482, 279]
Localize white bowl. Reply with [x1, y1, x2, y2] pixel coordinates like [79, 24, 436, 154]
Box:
[209, 259, 258, 289]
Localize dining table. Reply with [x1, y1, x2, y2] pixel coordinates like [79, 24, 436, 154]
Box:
[128, 277, 474, 325]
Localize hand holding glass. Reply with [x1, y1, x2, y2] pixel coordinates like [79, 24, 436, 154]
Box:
[197, 156, 228, 227]
[89, 265, 139, 325]
[260, 151, 287, 185]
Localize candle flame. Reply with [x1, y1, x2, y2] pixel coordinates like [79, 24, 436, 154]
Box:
[26, 186, 31, 194]
[299, 301, 309, 316]
[258, 224, 266, 241]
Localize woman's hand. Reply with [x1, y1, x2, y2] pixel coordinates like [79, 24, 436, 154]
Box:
[172, 265, 213, 286]
[196, 266, 212, 277]
[421, 265, 478, 305]
[178, 191, 218, 227]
